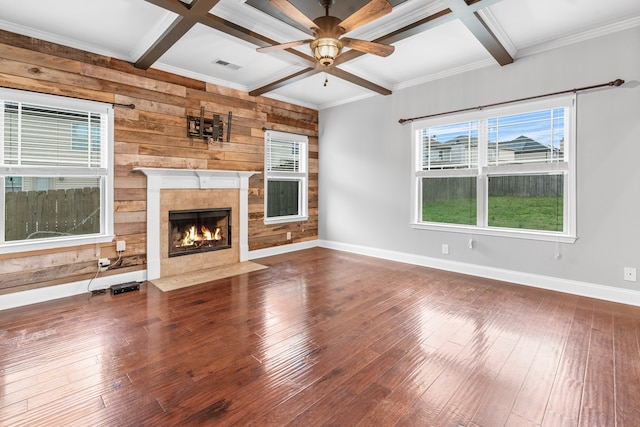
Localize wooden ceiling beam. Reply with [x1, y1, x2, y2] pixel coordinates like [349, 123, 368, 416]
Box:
[325, 67, 392, 95]
[142, 0, 192, 15]
[445, 0, 513, 66]
[134, 16, 196, 69]
[198, 14, 317, 68]
[136, 0, 221, 69]
[249, 68, 318, 97]
[249, 65, 393, 97]
[463, 11, 513, 65]
[463, 0, 510, 13]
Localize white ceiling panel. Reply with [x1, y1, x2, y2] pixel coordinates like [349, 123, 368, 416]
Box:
[487, 0, 640, 50]
[342, 19, 494, 90]
[155, 24, 306, 90]
[0, 0, 174, 60]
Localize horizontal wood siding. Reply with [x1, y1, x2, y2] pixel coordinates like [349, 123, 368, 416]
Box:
[0, 30, 318, 295]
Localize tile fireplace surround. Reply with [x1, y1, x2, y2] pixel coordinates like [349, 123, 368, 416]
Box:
[135, 168, 258, 280]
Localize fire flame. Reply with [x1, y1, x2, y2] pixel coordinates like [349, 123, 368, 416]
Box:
[202, 226, 212, 241]
[180, 225, 221, 247]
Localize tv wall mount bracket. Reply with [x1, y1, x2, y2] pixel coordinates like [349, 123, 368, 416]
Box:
[187, 107, 232, 147]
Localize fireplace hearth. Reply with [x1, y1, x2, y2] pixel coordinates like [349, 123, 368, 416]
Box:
[169, 208, 231, 257]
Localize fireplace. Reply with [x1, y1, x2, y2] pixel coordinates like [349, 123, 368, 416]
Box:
[168, 208, 231, 257]
[135, 168, 259, 280]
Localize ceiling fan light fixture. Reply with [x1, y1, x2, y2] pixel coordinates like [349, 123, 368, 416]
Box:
[311, 37, 343, 67]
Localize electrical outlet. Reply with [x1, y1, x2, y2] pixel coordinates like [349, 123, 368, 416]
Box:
[441, 244, 449, 255]
[624, 267, 636, 282]
[116, 240, 126, 252]
[98, 258, 110, 271]
[286, 231, 291, 240]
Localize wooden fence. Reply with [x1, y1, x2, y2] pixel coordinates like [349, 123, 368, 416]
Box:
[422, 177, 476, 203]
[423, 175, 563, 203]
[5, 187, 100, 241]
[267, 180, 299, 217]
[488, 175, 564, 197]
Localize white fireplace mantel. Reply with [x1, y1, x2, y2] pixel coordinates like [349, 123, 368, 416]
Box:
[135, 168, 259, 280]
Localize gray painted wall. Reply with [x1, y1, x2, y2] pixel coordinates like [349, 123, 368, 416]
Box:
[318, 27, 640, 292]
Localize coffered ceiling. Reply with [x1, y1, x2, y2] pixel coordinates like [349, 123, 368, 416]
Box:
[0, 0, 638, 109]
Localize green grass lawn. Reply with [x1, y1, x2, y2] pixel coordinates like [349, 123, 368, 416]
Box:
[423, 198, 477, 225]
[423, 196, 563, 231]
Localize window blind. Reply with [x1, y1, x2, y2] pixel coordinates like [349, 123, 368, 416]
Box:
[488, 108, 566, 166]
[3, 101, 104, 168]
[266, 132, 305, 173]
[421, 120, 479, 170]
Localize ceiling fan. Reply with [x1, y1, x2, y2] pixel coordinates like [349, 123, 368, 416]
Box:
[257, 0, 395, 67]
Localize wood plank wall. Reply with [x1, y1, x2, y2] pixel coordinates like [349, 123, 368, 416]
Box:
[0, 30, 318, 295]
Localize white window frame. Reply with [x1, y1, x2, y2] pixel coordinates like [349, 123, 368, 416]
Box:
[411, 95, 576, 243]
[264, 130, 308, 225]
[0, 88, 114, 254]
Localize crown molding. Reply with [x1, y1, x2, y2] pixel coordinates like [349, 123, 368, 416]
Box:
[0, 19, 130, 61]
[394, 57, 496, 91]
[516, 15, 640, 59]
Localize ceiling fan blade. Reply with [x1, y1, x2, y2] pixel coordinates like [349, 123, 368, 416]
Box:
[256, 39, 313, 53]
[342, 38, 395, 57]
[269, 0, 318, 30]
[339, 0, 392, 33]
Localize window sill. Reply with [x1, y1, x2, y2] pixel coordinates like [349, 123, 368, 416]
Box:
[264, 215, 308, 225]
[410, 222, 576, 244]
[0, 234, 115, 255]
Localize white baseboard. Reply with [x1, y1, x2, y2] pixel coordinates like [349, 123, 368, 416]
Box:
[0, 270, 147, 311]
[1, 240, 319, 312]
[248, 239, 320, 260]
[318, 239, 640, 307]
[4, 239, 638, 311]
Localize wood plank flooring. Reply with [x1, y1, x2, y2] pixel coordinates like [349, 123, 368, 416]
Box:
[1, 247, 639, 426]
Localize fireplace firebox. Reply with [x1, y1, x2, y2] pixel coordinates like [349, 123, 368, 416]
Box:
[168, 208, 231, 257]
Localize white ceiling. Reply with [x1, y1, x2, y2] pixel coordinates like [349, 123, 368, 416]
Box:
[0, 0, 638, 110]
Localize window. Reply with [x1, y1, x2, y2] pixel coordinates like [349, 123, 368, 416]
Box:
[412, 95, 576, 242]
[0, 88, 114, 253]
[264, 130, 308, 224]
[4, 176, 22, 192]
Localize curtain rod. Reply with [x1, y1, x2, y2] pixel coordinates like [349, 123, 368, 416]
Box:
[398, 78, 624, 125]
[114, 102, 136, 109]
[0, 84, 135, 109]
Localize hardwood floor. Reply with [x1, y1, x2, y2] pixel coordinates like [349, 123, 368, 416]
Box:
[1, 247, 639, 426]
